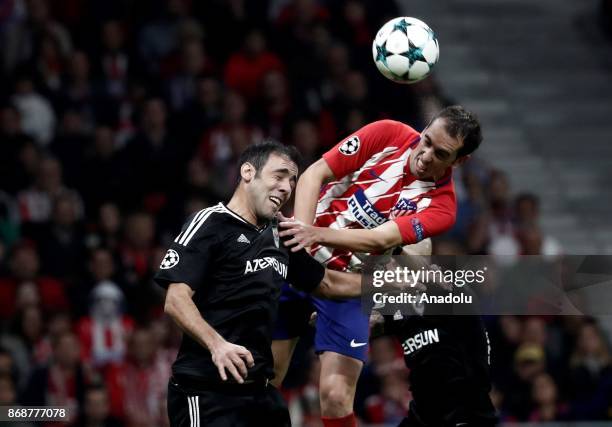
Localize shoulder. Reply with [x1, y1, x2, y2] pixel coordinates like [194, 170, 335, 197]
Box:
[173, 204, 229, 247]
[366, 120, 419, 135]
[358, 120, 420, 147]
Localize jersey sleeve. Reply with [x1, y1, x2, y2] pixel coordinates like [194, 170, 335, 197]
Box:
[287, 248, 325, 293]
[393, 185, 457, 244]
[322, 120, 419, 179]
[154, 211, 221, 291]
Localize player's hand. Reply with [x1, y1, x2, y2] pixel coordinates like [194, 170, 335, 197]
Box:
[211, 340, 255, 383]
[309, 311, 318, 326]
[277, 213, 321, 252]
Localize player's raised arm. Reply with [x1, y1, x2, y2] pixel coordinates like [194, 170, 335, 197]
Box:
[279, 193, 455, 253]
[293, 158, 335, 225]
[286, 247, 373, 299]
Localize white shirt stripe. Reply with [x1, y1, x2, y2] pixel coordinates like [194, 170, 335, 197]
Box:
[188, 395, 195, 427]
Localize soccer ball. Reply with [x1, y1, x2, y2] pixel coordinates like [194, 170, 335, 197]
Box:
[372, 17, 439, 84]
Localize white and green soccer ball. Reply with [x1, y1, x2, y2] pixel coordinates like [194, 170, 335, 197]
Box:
[372, 17, 439, 84]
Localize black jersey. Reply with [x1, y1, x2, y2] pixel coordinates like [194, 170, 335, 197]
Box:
[154, 203, 319, 382]
[385, 313, 497, 426]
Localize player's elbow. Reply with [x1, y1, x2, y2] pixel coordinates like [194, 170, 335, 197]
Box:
[164, 291, 178, 317]
[302, 158, 334, 185]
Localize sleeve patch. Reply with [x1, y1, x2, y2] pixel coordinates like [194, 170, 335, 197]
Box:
[411, 218, 425, 242]
[160, 249, 180, 269]
[338, 136, 360, 155]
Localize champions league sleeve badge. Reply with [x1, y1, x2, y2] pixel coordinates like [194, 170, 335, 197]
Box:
[339, 136, 360, 155]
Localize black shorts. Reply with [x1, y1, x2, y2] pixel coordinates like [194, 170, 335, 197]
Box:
[167, 378, 291, 427]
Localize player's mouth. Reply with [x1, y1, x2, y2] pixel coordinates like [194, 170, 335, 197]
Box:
[269, 196, 282, 208]
[416, 156, 427, 174]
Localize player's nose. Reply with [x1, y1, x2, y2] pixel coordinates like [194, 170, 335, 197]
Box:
[278, 178, 292, 196]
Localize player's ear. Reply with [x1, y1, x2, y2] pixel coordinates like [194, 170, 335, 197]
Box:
[452, 154, 470, 168]
[240, 162, 256, 182]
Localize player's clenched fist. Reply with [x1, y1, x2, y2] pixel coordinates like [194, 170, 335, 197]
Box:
[211, 340, 255, 383]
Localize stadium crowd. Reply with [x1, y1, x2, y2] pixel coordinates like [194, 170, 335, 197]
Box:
[0, 0, 611, 425]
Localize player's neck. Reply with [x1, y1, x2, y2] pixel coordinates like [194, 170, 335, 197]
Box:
[227, 191, 260, 227]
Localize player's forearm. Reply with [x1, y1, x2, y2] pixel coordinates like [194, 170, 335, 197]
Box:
[318, 225, 402, 253]
[314, 269, 362, 299]
[164, 284, 225, 351]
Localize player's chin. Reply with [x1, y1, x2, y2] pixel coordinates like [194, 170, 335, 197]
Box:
[264, 205, 280, 220]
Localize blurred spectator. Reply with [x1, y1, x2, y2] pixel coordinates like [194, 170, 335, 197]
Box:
[119, 211, 157, 287]
[357, 335, 407, 417]
[50, 110, 91, 186]
[335, 1, 373, 48]
[76, 282, 134, 368]
[97, 20, 130, 100]
[75, 384, 124, 427]
[60, 51, 97, 127]
[529, 373, 569, 421]
[176, 75, 222, 145]
[567, 321, 612, 419]
[105, 327, 170, 427]
[364, 374, 411, 425]
[69, 248, 122, 315]
[21, 331, 91, 424]
[504, 344, 547, 420]
[10, 305, 47, 366]
[11, 75, 57, 145]
[17, 156, 84, 225]
[197, 91, 262, 197]
[490, 315, 523, 389]
[166, 38, 214, 111]
[224, 28, 285, 101]
[514, 193, 563, 256]
[80, 127, 124, 215]
[34, 33, 67, 95]
[516, 225, 563, 258]
[514, 193, 540, 227]
[290, 119, 323, 169]
[121, 98, 183, 211]
[452, 170, 487, 246]
[137, 0, 196, 74]
[276, 0, 331, 57]
[329, 70, 375, 135]
[254, 70, 293, 140]
[37, 193, 87, 282]
[86, 203, 123, 252]
[486, 170, 514, 249]
[0, 191, 21, 250]
[0, 242, 69, 320]
[0, 105, 37, 194]
[149, 316, 181, 368]
[0, 374, 17, 405]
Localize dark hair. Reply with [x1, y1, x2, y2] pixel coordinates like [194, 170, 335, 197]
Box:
[429, 106, 482, 158]
[237, 140, 301, 177]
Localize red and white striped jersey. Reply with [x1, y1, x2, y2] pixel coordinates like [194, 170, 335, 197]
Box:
[311, 120, 456, 271]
